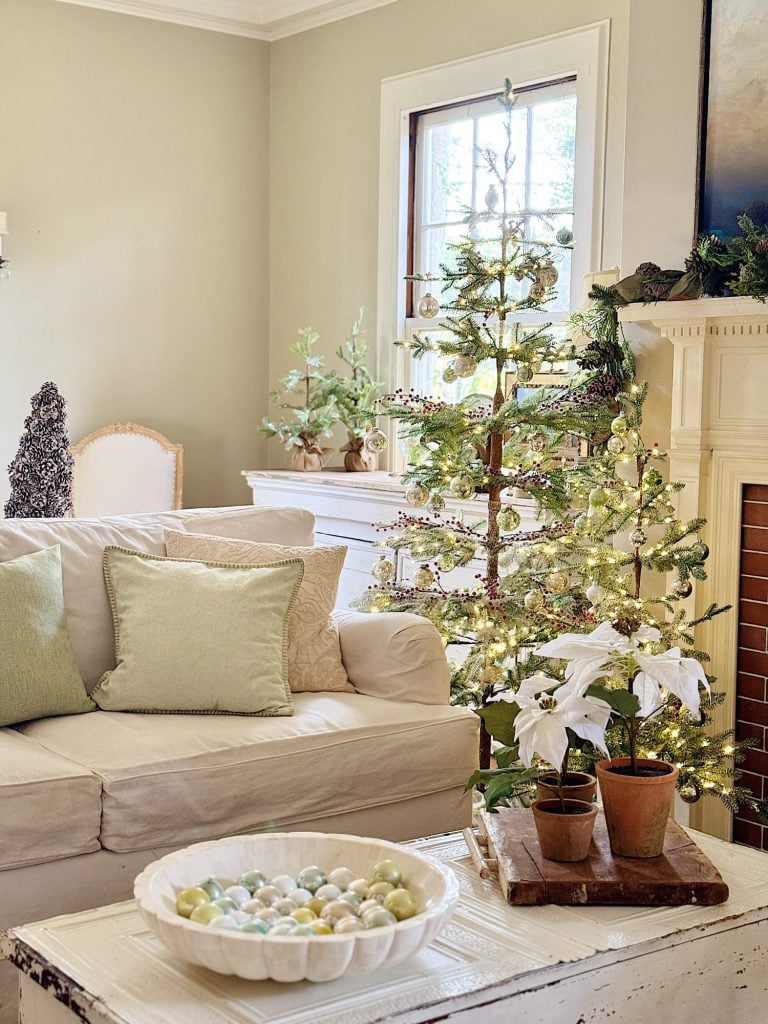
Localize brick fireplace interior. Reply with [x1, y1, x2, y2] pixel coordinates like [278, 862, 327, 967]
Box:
[736, 484, 768, 850]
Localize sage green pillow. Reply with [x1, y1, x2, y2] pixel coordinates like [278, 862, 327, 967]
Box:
[92, 547, 304, 715]
[0, 546, 93, 726]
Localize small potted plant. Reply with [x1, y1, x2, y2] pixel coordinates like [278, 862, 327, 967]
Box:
[537, 620, 710, 858]
[320, 310, 382, 471]
[261, 328, 339, 472]
[494, 676, 610, 862]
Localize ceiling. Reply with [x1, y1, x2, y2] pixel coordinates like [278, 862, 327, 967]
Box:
[52, 0, 401, 40]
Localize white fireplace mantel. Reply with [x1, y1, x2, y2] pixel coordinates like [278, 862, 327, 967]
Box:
[619, 296, 768, 841]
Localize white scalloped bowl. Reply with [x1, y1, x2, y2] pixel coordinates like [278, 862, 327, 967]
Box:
[134, 832, 459, 983]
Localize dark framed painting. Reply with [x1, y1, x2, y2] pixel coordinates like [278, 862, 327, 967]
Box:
[698, 0, 768, 238]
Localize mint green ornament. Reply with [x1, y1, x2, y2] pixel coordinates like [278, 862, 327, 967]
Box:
[197, 877, 225, 901]
[588, 486, 610, 508]
[610, 415, 629, 436]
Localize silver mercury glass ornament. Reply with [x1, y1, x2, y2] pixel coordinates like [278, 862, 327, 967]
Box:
[416, 292, 440, 319]
[363, 428, 388, 454]
[371, 556, 395, 583]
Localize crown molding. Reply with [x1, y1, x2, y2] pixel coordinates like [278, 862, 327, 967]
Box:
[51, 0, 400, 39]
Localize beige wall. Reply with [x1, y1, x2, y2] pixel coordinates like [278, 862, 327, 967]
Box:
[0, 0, 270, 508]
[0, 0, 706, 494]
[270, 0, 704, 464]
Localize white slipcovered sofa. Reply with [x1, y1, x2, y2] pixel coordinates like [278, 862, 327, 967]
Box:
[0, 505, 478, 1022]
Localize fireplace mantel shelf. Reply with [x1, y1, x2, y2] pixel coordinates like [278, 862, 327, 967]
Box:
[619, 296, 768, 324]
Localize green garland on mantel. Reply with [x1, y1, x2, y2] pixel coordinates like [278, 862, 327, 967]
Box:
[598, 213, 768, 310]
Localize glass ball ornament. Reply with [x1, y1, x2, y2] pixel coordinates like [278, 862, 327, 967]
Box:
[629, 527, 647, 546]
[427, 491, 445, 513]
[585, 581, 605, 605]
[610, 415, 630, 437]
[516, 364, 534, 383]
[442, 365, 458, 384]
[363, 428, 388, 454]
[643, 467, 663, 488]
[436, 552, 458, 572]
[679, 781, 702, 804]
[497, 505, 521, 532]
[453, 354, 477, 378]
[537, 262, 559, 288]
[484, 184, 499, 211]
[449, 474, 476, 500]
[588, 486, 610, 508]
[672, 578, 693, 598]
[524, 588, 544, 611]
[416, 292, 440, 318]
[529, 432, 546, 453]
[405, 482, 429, 507]
[371, 556, 395, 583]
[607, 435, 626, 456]
[413, 563, 435, 590]
[546, 571, 569, 595]
[574, 513, 592, 536]
[692, 542, 710, 561]
[555, 226, 574, 245]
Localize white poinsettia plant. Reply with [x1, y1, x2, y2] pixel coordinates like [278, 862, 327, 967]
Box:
[470, 620, 712, 807]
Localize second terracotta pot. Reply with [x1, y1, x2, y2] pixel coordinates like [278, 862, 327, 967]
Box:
[536, 771, 597, 805]
[532, 799, 598, 862]
[596, 757, 679, 858]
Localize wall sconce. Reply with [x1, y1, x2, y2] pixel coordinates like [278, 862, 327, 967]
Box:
[0, 212, 9, 280]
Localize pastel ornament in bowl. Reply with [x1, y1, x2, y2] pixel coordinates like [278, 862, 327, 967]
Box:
[134, 832, 459, 983]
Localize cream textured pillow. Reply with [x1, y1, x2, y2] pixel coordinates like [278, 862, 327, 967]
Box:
[92, 547, 303, 715]
[165, 531, 353, 693]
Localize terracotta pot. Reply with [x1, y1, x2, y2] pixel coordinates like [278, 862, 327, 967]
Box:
[531, 799, 597, 862]
[536, 771, 597, 805]
[596, 757, 679, 859]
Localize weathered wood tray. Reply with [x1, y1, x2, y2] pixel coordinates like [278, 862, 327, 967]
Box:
[477, 808, 730, 906]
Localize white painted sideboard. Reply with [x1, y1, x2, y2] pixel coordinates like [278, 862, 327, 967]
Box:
[241, 470, 536, 609]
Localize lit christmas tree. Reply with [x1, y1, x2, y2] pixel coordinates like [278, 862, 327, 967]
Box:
[358, 84, 765, 819]
[5, 382, 73, 518]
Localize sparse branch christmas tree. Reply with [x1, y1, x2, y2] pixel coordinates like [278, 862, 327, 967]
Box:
[358, 83, 764, 820]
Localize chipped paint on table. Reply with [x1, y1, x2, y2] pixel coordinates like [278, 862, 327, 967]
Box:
[3, 830, 768, 1023]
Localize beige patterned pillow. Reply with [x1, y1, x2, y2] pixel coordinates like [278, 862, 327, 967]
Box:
[165, 531, 353, 693]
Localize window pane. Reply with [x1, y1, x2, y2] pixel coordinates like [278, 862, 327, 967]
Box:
[475, 107, 528, 212]
[529, 96, 577, 210]
[423, 119, 474, 224]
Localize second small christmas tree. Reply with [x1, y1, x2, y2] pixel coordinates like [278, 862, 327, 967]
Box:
[5, 382, 73, 518]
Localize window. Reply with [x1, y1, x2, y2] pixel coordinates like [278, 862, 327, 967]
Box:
[377, 23, 609, 463]
[407, 80, 577, 400]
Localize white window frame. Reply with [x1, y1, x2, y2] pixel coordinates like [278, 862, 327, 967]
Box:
[376, 22, 610, 470]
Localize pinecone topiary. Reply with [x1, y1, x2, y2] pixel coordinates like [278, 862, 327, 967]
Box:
[635, 261, 661, 277]
[4, 382, 73, 519]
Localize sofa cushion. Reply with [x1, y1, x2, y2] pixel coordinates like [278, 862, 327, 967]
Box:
[0, 506, 314, 692]
[0, 729, 102, 870]
[93, 548, 302, 715]
[16, 695, 479, 853]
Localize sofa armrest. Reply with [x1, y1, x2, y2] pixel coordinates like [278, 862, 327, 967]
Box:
[333, 610, 450, 705]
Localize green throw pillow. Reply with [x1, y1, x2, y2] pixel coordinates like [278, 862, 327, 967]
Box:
[92, 547, 304, 715]
[0, 546, 93, 726]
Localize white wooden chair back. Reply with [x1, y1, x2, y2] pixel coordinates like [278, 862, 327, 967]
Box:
[71, 423, 183, 517]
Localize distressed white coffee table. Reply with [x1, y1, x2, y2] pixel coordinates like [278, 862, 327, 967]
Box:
[3, 830, 768, 1024]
